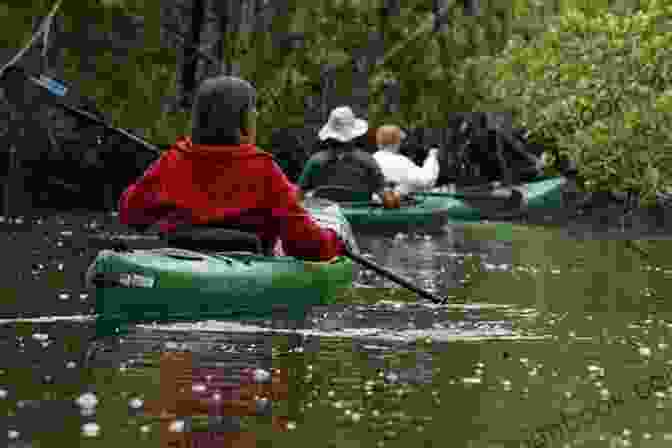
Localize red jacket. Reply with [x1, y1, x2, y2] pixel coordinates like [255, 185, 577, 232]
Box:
[118, 137, 343, 261]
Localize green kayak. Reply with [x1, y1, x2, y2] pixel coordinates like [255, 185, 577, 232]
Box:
[326, 176, 567, 233]
[86, 198, 358, 330]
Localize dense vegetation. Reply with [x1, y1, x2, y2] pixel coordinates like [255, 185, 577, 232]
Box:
[2, 0, 668, 202]
[452, 0, 672, 203]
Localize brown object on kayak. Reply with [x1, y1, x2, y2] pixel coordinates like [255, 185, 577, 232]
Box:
[382, 190, 402, 209]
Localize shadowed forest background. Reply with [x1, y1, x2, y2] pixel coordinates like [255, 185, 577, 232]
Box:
[0, 0, 668, 213]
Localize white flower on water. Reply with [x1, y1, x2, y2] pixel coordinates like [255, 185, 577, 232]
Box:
[385, 372, 399, 383]
[8, 430, 19, 439]
[253, 369, 271, 383]
[638, 346, 652, 357]
[351, 412, 362, 423]
[76, 392, 98, 409]
[32, 333, 49, 341]
[191, 383, 206, 393]
[168, 420, 184, 433]
[66, 361, 77, 369]
[81, 422, 100, 437]
[139, 425, 151, 434]
[0, 389, 7, 399]
[588, 365, 604, 376]
[128, 398, 143, 409]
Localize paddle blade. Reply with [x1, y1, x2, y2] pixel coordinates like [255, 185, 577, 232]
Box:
[28, 73, 68, 97]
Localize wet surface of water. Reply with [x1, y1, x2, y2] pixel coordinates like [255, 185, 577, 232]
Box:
[0, 212, 671, 447]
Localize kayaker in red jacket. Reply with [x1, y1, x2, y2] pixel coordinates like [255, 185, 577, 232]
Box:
[118, 75, 343, 261]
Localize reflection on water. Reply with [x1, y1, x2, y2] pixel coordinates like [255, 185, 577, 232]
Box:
[0, 213, 671, 446]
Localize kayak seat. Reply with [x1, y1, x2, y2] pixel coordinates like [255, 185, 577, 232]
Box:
[160, 227, 266, 255]
[312, 185, 372, 202]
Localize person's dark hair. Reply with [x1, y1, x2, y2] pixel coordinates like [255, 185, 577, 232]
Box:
[191, 76, 256, 145]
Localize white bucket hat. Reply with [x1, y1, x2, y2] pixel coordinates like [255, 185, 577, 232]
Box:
[318, 106, 368, 142]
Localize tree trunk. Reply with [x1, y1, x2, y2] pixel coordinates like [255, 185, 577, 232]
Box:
[1, 14, 68, 217]
[180, 0, 206, 109]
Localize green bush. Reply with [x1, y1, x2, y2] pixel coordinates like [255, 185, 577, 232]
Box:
[454, 0, 672, 204]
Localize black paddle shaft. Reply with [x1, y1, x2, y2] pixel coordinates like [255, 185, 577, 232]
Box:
[342, 246, 447, 304]
[0, 66, 161, 156]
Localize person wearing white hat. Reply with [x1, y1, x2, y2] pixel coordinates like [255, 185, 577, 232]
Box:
[373, 124, 440, 196]
[298, 106, 386, 202]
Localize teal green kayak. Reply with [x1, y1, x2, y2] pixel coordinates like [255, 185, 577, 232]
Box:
[337, 176, 567, 233]
[87, 198, 358, 329]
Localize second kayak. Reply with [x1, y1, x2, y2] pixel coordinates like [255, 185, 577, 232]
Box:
[335, 176, 567, 233]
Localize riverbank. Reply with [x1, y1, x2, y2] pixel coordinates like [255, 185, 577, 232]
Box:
[518, 180, 672, 241]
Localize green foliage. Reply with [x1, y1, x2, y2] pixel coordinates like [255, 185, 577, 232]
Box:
[12, 0, 646, 167]
[453, 1, 672, 203]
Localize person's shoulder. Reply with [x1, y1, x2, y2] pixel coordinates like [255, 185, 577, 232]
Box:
[308, 150, 331, 162]
[353, 148, 378, 161]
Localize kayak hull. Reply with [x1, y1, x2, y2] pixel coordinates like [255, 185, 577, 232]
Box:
[340, 176, 567, 233]
[88, 198, 357, 330]
[92, 250, 354, 324]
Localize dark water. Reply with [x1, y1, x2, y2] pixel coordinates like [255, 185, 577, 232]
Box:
[0, 212, 671, 447]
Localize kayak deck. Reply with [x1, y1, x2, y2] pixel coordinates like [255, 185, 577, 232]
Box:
[338, 176, 567, 232]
